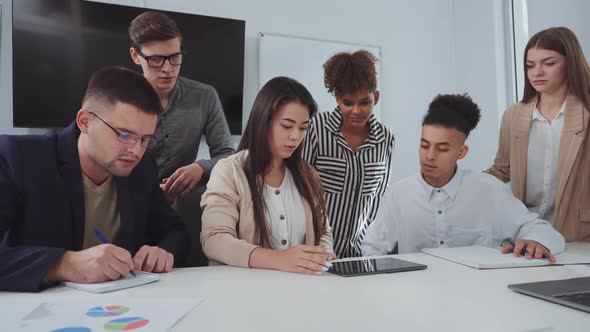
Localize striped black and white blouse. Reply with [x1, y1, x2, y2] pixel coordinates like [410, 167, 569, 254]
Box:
[303, 107, 395, 258]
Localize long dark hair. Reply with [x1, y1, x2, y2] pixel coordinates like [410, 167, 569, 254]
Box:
[237, 76, 327, 248]
[522, 27, 590, 111]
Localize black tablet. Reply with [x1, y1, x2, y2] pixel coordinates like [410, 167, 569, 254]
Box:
[329, 257, 427, 277]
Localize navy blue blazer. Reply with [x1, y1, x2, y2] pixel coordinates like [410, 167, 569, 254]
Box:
[0, 123, 189, 292]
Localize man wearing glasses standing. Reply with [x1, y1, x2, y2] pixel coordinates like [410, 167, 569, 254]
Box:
[0, 67, 188, 292]
[129, 12, 234, 266]
[129, 12, 234, 202]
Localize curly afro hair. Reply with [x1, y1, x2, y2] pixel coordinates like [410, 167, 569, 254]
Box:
[422, 93, 481, 137]
[323, 50, 378, 96]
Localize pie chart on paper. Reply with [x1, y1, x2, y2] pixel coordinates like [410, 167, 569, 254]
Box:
[86, 306, 131, 317]
[104, 317, 150, 330]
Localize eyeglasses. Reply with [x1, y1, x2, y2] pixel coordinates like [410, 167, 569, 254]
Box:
[89, 111, 155, 148]
[135, 49, 183, 68]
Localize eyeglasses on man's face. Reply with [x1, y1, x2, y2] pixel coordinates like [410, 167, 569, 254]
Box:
[135, 48, 183, 68]
[88, 111, 155, 148]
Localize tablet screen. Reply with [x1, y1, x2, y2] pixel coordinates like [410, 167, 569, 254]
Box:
[329, 257, 427, 277]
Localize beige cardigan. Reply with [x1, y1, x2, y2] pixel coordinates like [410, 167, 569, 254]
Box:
[486, 95, 590, 241]
[200, 151, 334, 267]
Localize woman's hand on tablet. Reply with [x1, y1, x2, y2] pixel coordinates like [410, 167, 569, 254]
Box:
[249, 245, 334, 275]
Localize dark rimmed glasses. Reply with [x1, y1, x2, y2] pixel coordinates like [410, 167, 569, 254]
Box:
[89, 111, 155, 148]
[135, 49, 183, 68]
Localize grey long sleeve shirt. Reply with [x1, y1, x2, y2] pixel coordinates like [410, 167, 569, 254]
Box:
[148, 76, 235, 180]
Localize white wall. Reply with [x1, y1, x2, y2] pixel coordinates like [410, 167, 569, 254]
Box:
[0, 0, 18, 134]
[527, 0, 590, 59]
[448, 0, 510, 175]
[511, 0, 590, 117]
[0, 0, 513, 182]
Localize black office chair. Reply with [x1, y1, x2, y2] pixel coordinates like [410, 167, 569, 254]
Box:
[173, 182, 209, 267]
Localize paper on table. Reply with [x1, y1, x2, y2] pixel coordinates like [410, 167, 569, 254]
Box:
[551, 252, 590, 265]
[15, 298, 204, 332]
[422, 245, 590, 269]
[564, 264, 590, 277]
[63, 272, 160, 293]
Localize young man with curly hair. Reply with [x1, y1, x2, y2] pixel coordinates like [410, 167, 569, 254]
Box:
[361, 94, 564, 259]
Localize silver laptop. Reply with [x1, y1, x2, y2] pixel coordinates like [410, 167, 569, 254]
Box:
[508, 277, 590, 313]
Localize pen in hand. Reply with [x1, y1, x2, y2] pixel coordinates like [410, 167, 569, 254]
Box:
[93, 228, 136, 277]
[502, 239, 528, 257]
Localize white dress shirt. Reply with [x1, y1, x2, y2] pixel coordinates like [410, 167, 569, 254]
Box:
[525, 101, 566, 223]
[361, 168, 565, 256]
[264, 169, 306, 250]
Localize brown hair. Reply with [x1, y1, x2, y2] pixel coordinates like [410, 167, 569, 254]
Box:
[128, 11, 182, 50]
[82, 66, 161, 114]
[237, 77, 327, 248]
[323, 50, 378, 96]
[522, 27, 590, 111]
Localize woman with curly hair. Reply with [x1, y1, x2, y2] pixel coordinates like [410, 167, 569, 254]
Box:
[302, 50, 395, 258]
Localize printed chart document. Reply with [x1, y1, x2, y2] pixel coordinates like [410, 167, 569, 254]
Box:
[422, 245, 590, 269]
[13, 298, 204, 332]
[63, 272, 160, 293]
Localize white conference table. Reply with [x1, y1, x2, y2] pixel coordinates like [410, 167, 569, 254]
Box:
[3, 243, 590, 332]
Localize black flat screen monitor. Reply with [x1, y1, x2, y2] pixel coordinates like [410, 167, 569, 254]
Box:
[13, 0, 245, 134]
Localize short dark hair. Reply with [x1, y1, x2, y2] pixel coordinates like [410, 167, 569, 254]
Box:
[82, 66, 161, 114]
[323, 50, 378, 96]
[128, 11, 182, 50]
[422, 94, 481, 137]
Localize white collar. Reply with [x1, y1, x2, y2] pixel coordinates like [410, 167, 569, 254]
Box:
[418, 167, 463, 202]
[532, 99, 566, 122]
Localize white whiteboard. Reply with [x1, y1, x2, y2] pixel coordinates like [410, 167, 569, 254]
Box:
[258, 33, 382, 120]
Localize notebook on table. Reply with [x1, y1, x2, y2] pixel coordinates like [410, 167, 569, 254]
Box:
[63, 272, 160, 293]
[421, 245, 590, 269]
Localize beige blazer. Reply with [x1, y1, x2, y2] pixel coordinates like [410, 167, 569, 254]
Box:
[487, 95, 590, 241]
[200, 150, 334, 267]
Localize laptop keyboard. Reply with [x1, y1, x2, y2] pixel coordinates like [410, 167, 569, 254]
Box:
[554, 291, 590, 306]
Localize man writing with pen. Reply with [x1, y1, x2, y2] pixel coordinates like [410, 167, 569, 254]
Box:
[0, 66, 188, 292]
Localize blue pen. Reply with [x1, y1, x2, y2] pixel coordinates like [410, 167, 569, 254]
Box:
[504, 239, 528, 256]
[94, 228, 136, 277]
